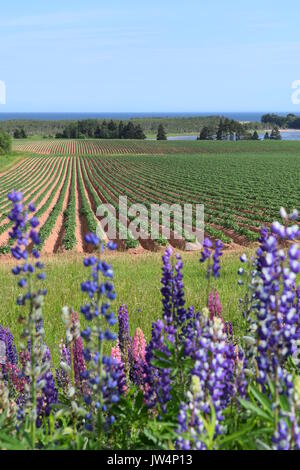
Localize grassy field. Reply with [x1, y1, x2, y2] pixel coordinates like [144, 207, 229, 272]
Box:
[0, 249, 251, 364]
[0, 152, 27, 172]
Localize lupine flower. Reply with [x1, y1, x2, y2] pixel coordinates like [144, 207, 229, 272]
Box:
[80, 235, 121, 430]
[184, 310, 236, 435]
[118, 305, 131, 378]
[200, 238, 223, 280]
[0, 373, 17, 421]
[71, 312, 86, 393]
[0, 326, 18, 365]
[208, 290, 223, 321]
[212, 241, 223, 278]
[60, 309, 87, 393]
[36, 368, 58, 428]
[200, 238, 212, 263]
[176, 376, 206, 450]
[161, 248, 190, 334]
[253, 217, 300, 392]
[2, 362, 26, 394]
[131, 328, 147, 386]
[56, 341, 71, 393]
[111, 342, 122, 363]
[272, 420, 290, 450]
[132, 328, 146, 363]
[7, 192, 49, 440]
[144, 320, 172, 413]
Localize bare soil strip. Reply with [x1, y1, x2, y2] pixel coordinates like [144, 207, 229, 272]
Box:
[43, 159, 72, 254]
[74, 158, 84, 253]
[78, 158, 109, 245]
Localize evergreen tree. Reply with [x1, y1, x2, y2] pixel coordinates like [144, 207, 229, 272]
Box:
[198, 126, 214, 140]
[123, 122, 136, 139]
[108, 120, 118, 138]
[156, 124, 167, 140]
[100, 121, 109, 139]
[0, 131, 12, 154]
[264, 131, 270, 140]
[270, 126, 282, 140]
[13, 129, 21, 139]
[216, 120, 224, 140]
[94, 125, 102, 138]
[134, 124, 146, 140]
[118, 121, 125, 139]
[20, 128, 27, 138]
[251, 130, 260, 140]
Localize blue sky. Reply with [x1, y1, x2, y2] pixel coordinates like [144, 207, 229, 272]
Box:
[1, 0, 300, 112]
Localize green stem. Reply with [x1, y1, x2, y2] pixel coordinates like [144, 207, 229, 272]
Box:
[28, 275, 37, 450]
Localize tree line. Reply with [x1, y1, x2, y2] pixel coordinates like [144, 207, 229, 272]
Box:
[261, 113, 300, 129]
[198, 119, 282, 141]
[0, 115, 265, 138]
[55, 120, 146, 140]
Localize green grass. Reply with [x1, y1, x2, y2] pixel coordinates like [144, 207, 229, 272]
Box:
[0, 250, 250, 365]
[0, 152, 28, 172]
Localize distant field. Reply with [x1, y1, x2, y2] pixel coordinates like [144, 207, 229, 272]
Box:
[13, 138, 210, 155]
[13, 138, 300, 156]
[1, 140, 300, 257]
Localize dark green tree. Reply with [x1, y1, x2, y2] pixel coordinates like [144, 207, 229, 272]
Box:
[156, 124, 167, 140]
[0, 131, 12, 154]
[216, 120, 224, 140]
[270, 126, 282, 140]
[13, 129, 21, 139]
[108, 120, 118, 138]
[198, 126, 214, 140]
[134, 124, 146, 140]
[123, 122, 136, 139]
[118, 121, 125, 139]
[264, 131, 270, 140]
[251, 130, 260, 140]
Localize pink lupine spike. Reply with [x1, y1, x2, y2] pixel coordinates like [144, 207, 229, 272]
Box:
[132, 328, 146, 363]
[111, 341, 122, 363]
[208, 289, 223, 321]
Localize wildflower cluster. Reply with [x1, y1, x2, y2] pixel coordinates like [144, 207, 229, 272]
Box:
[1, 190, 300, 451]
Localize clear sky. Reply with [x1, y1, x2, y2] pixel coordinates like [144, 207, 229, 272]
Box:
[1, 0, 300, 112]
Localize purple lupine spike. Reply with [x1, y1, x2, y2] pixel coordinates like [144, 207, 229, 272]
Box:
[80, 236, 119, 431]
[200, 238, 223, 279]
[56, 341, 71, 392]
[0, 326, 18, 365]
[118, 305, 131, 377]
[70, 312, 87, 393]
[176, 376, 206, 450]
[212, 240, 223, 278]
[144, 320, 172, 413]
[183, 312, 236, 436]
[36, 370, 58, 428]
[253, 226, 300, 391]
[161, 248, 187, 334]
